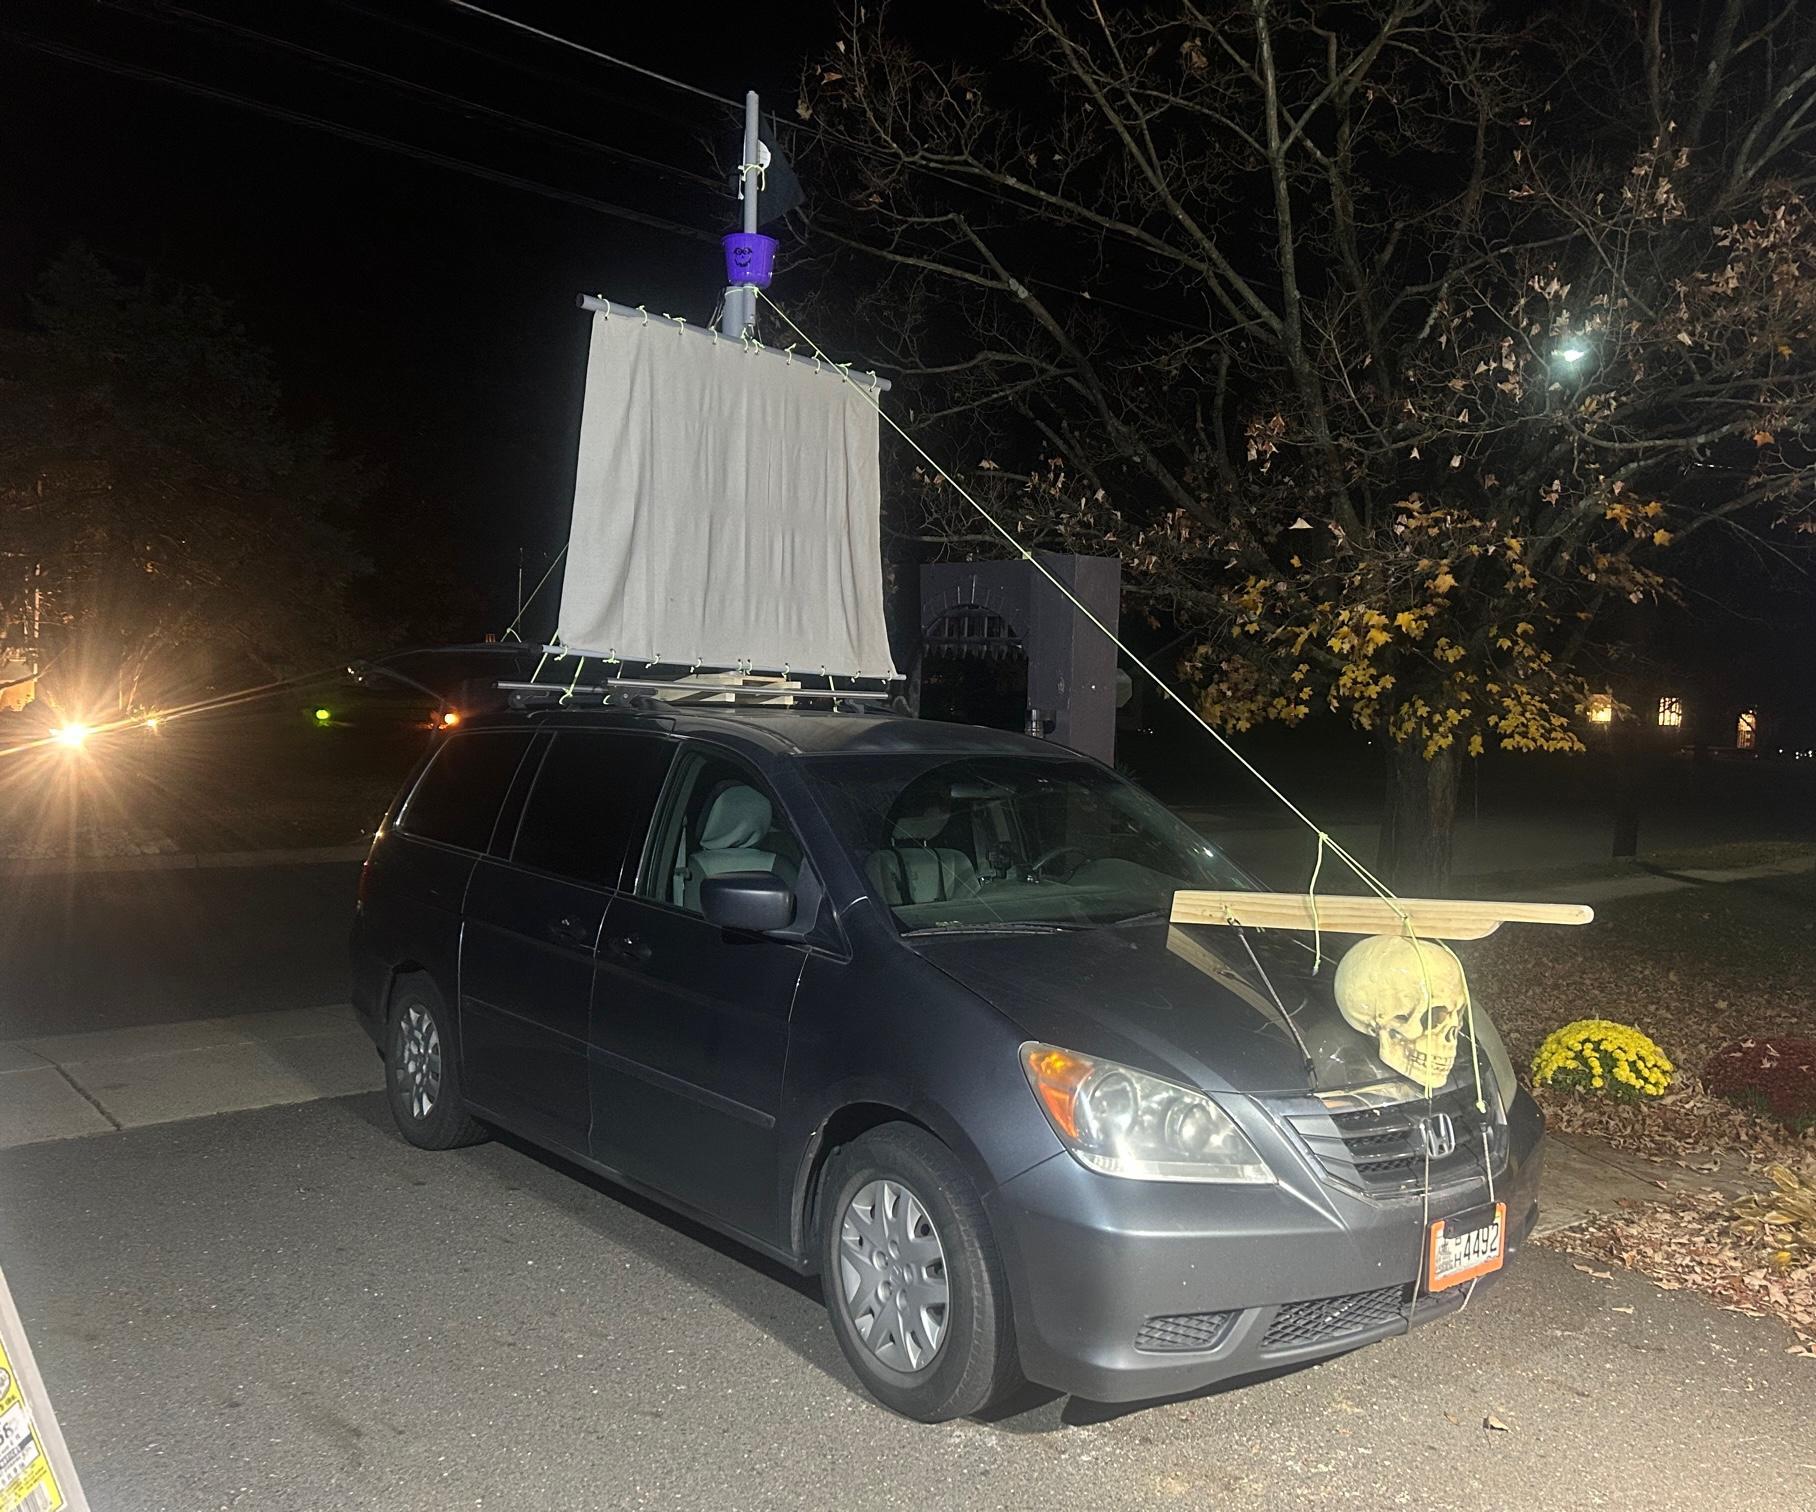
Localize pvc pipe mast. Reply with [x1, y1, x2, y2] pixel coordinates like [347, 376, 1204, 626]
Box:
[720, 90, 761, 338]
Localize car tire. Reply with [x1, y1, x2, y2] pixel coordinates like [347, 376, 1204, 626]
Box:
[385, 973, 488, 1151]
[817, 1124, 1021, 1422]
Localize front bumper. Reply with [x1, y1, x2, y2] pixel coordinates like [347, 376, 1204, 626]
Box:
[985, 1090, 1545, 1403]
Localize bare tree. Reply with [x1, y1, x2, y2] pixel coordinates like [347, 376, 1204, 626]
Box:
[794, 0, 1816, 887]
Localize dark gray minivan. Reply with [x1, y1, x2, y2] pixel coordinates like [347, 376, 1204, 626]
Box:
[350, 702, 1544, 1420]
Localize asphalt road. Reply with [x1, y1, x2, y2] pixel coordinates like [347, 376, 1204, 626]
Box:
[1, 1094, 1808, 1511]
[0, 862, 360, 1038]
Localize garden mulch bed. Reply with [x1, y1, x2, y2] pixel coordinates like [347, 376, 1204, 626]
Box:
[1467, 867, 1816, 1352]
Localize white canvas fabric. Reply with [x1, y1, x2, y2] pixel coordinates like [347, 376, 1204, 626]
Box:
[556, 311, 898, 679]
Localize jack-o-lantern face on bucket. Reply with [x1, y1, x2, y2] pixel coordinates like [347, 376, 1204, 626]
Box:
[1333, 934, 1469, 1090]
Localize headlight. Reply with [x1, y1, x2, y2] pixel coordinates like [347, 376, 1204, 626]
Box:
[1465, 1004, 1520, 1109]
[1020, 1042, 1273, 1184]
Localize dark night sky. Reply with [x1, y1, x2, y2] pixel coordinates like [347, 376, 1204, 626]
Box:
[1, 0, 846, 632]
[4, 1, 1813, 740]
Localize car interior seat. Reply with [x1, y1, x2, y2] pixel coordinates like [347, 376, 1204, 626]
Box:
[866, 803, 980, 906]
[681, 783, 797, 912]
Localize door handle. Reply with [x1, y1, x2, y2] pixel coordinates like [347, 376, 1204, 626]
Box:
[608, 934, 651, 964]
[549, 916, 593, 947]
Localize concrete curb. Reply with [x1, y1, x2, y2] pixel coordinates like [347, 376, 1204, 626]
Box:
[5, 843, 371, 877]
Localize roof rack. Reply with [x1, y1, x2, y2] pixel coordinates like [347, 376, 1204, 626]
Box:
[497, 672, 895, 712]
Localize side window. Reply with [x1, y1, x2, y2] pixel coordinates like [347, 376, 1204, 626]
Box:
[398, 731, 535, 852]
[511, 733, 675, 890]
[639, 751, 804, 916]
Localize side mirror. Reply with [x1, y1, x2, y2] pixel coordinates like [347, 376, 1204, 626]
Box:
[699, 871, 796, 934]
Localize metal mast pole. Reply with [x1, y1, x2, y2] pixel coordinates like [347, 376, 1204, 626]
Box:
[720, 89, 760, 338]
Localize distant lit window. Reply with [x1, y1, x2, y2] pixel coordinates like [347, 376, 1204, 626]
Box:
[1656, 696, 1683, 729]
[1586, 693, 1614, 725]
[1736, 709, 1758, 750]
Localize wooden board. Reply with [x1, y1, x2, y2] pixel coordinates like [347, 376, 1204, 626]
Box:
[1169, 890, 1594, 940]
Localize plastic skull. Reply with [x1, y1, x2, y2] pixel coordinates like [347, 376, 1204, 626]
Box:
[1332, 934, 1469, 1090]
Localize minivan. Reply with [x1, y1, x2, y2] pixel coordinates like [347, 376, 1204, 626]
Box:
[350, 701, 1543, 1421]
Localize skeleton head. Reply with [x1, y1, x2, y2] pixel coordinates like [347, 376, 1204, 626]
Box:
[1333, 934, 1469, 1090]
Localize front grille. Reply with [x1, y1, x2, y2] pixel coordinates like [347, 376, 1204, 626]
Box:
[1285, 1081, 1506, 1196]
[1261, 1285, 1408, 1350]
[1134, 1310, 1236, 1353]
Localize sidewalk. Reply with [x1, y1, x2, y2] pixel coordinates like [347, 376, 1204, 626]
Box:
[0, 1006, 382, 1149]
[1532, 1131, 1752, 1238]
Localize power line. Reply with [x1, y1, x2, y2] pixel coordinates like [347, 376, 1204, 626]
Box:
[442, 0, 742, 108]
[100, 0, 728, 193]
[2, 31, 721, 243]
[320, 0, 726, 138]
[433, 4, 1241, 343]
[55, 4, 1243, 343]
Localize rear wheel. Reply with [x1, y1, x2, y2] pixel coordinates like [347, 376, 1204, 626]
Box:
[385, 974, 487, 1150]
[818, 1124, 1020, 1421]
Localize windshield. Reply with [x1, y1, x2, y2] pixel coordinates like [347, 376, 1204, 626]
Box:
[799, 753, 1251, 931]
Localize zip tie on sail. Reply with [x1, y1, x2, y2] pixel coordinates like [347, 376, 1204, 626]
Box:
[561, 655, 585, 704]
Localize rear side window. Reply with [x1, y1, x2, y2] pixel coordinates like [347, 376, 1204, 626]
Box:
[398, 731, 535, 852]
[511, 733, 675, 890]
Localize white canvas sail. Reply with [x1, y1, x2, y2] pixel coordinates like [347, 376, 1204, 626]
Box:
[556, 309, 898, 680]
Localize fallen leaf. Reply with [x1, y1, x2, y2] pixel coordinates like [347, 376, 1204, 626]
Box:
[1484, 1413, 1512, 1433]
[1573, 1263, 1615, 1280]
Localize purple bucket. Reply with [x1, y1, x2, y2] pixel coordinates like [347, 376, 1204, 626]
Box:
[722, 232, 778, 288]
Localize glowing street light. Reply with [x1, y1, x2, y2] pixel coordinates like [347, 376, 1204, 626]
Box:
[312, 707, 333, 726]
[52, 723, 92, 749]
[440, 709, 461, 728]
[1553, 344, 1589, 365]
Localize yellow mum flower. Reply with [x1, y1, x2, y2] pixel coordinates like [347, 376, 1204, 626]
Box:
[1531, 1019, 1674, 1102]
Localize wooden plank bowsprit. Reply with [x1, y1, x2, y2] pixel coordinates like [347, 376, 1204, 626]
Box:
[1169, 891, 1595, 940]
[0, 1263, 89, 1511]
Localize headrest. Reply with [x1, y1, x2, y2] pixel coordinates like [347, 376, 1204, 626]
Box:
[891, 798, 949, 845]
[698, 784, 772, 851]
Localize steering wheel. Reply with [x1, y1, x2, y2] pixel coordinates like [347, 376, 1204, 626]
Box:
[1023, 845, 1091, 883]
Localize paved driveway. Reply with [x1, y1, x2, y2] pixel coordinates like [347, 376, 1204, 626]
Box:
[1, 1094, 1808, 1511]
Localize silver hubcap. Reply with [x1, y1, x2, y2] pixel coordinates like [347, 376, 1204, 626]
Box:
[395, 1004, 441, 1121]
[837, 1178, 950, 1373]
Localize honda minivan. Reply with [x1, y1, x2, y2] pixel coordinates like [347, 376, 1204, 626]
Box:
[349, 700, 1543, 1421]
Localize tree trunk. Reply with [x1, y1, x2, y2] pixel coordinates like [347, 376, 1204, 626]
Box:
[1609, 711, 1641, 860]
[1378, 740, 1461, 893]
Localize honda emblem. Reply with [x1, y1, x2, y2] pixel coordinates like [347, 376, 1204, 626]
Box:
[1417, 1112, 1458, 1160]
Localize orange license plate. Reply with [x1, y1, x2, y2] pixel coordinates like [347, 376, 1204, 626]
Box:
[1426, 1202, 1506, 1292]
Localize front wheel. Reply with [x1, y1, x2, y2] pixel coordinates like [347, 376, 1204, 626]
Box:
[385, 973, 488, 1150]
[818, 1124, 1021, 1421]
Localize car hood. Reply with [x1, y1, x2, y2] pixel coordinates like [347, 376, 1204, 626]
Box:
[906, 920, 1413, 1098]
